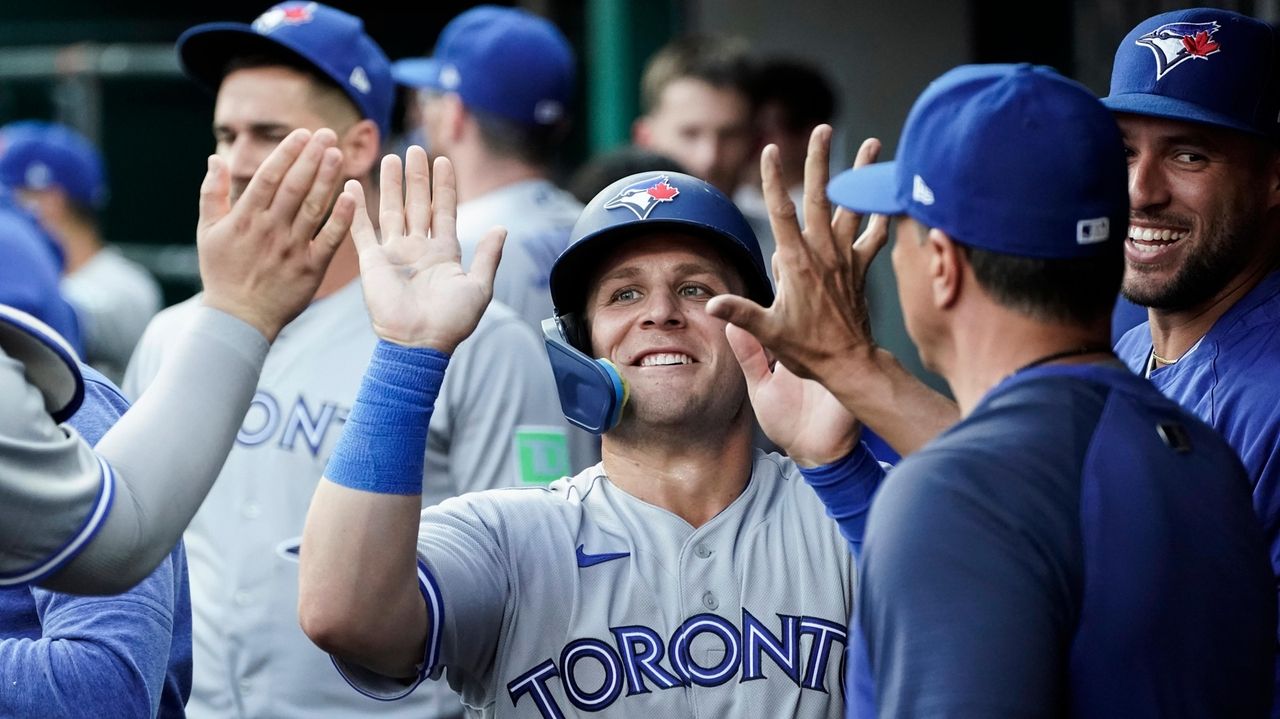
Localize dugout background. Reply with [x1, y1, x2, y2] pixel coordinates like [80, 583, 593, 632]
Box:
[0, 0, 1272, 393]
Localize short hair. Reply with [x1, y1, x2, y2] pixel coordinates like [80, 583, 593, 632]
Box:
[961, 241, 1123, 325]
[640, 35, 755, 114]
[470, 106, 567, 167]
[222, 51, 360, 127]
[567, 147, 688, 205]
[750, 58, 837, 132]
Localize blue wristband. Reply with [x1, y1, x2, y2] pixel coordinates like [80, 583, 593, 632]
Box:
[325, 341, 449, 495]
[797, 441, 887, 553]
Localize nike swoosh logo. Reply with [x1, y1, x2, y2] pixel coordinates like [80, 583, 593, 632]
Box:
[576, 544, 630, 568]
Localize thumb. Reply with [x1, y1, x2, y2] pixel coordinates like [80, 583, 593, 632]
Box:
[468, 226, 507, 296]
[706, 294, 771, 339]
[724, 323, 773, 389]
[197, 155, 231, 233]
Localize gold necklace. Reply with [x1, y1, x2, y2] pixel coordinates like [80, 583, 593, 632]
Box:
[1151, 349, 1180, 365]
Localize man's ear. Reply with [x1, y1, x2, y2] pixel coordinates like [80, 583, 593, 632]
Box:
[927, 228, 963, 310]
[340, 119, 381, 180]
[632, 116, 652, 147]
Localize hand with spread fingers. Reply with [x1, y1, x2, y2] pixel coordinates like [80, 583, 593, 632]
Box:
[707, 125, 958, 456]
[344, 145, 506, 354]
[198, 127, 355, 342]
[725, 324, 859, 467]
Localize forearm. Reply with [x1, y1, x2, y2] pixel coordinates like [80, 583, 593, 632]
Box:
[798, 442, 887, 555]
[300, 481, 428, 677]
[46, 306, 268, 594]
[826, 348, 958, 456]
[299, 341, 447, 679]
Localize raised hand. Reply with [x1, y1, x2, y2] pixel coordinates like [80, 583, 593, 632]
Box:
[725, 324, 859, 467]
[198, 128, 355, 342]
[344, 146, 506, 353]
[706, 125, 886, 383]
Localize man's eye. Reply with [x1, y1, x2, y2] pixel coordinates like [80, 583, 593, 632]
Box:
[679, 285, 710, 298]
[612, 288, 639, 302]
[1173, 151, 1206, 163]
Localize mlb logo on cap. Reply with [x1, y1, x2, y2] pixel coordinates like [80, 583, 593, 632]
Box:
[391, 5, 576, 128]
[1102, 8, 1280, 140]
[826, 64, 1129, 260]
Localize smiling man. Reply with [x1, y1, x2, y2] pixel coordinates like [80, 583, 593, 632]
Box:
[298, 155, 885, 717]
[1102, 9, 1280, 714]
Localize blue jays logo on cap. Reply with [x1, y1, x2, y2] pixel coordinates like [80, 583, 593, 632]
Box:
[252, 2, 316, 33]
[603, 175, 680, 220]
[1137, 21, 1222, 81]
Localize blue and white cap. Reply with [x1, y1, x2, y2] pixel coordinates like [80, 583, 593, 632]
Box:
[827, 64, 1129, 259]
[392, 5, 575, 128]
[0, 122, 107, 210]
[1102, 8, 1280, 140]
[177, 2, 394, 136]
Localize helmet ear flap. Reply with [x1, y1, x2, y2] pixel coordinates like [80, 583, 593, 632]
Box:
[558, 312, 591, 353]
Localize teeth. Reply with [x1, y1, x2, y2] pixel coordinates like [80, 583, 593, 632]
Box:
[1127, 226, 1188, 242]
[640, 353, 692, 367]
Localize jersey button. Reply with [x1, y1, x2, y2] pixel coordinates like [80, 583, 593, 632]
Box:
[242, 503, 262, 519]
[694, 544, 712, 559]
[702, 591, 718, 610]
[234, 590, 253, 607]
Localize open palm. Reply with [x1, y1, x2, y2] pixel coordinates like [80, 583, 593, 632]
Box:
[725, 324, 860, 467]
[344, 147, 505, 353]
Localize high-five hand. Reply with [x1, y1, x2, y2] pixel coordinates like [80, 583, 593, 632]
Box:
[198, 128, 354, 342]
[344, 146, 506, 353]
[706, 125, 885, 382]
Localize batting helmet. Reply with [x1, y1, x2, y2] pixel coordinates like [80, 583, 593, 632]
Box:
[541, 170, 773, 434]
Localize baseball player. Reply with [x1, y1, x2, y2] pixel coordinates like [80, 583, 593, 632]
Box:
[1100, 9, 1280, 713]
[298, 144, 885, 717]
[717, 64, 1274, 717]
[392, 5, 582, 335]
[0, 121, 162, 383]
[0, 121, 355, 595]
[124, 4, 576, 717]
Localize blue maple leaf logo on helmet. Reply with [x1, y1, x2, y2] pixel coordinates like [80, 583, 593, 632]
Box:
[603, 175, 680, 219]
[1136, 21, 1222, 81]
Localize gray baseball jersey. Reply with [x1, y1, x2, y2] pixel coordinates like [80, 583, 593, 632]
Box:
[456, 179, 582, 332]
[337, 451, 855, 717]
[62, 246, 162, 383]
[124, 281, 577, 719]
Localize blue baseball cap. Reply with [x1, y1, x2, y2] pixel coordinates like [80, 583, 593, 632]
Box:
[177, 2, 393, 136]
[0, 122, 107, 210]
[1102, 8, 1280, 141]
[551, 170, 772, 317]
[392, 5, 575, 128]
[827, 64, 1128, 260]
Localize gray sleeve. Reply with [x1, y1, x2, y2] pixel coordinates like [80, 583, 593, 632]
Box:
[445, 312, 574, 491]
[0, 352, 112, 586]
[44, 306, 268, 594]
[333, 494, 513, 702]
[859, 453, 1077, 718]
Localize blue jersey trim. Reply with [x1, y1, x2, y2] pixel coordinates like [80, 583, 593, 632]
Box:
[0, 453, 115, 586]
[331, 558, 445, 702]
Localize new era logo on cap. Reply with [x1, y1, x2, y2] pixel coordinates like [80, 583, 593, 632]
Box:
[604, 176, 680, 220]
[349, 66, 370, 94]
[1137, 20, 1222, 80]
[912, 175, 935, 206]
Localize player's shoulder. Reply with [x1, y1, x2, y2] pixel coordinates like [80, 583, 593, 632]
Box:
[456, 300, 539, 354]
[139, 294, 201, 341]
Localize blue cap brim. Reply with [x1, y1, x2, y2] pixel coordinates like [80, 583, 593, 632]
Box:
[1102, 93, 1266, 138]
[176, 22, 269, 92]
[391, 57, 442, 89]
[826, 162, 903, 216]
